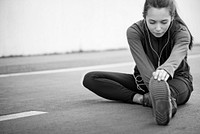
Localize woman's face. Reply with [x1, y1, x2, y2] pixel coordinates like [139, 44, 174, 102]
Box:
[146, 7, 172, 38]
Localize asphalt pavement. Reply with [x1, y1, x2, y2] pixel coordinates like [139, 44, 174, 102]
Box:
[0, 46, 200, 134]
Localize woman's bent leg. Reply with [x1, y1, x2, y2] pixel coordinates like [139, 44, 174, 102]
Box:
[82, 71, 146, 103]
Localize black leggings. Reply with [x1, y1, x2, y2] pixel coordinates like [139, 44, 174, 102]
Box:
[83, 71, 192, 105]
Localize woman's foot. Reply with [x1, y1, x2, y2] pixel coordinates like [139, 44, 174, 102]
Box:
[132, 94, 144, 104]
[132, 91, 177, 124]
[143, 93, 152, 107]
[149, 78, 177, 125]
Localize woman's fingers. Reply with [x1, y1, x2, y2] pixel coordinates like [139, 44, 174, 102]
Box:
[153, 69, 169, 81]
[152, 71, 158, 79]
[164, 74, 170, 81]
[158, 70, 166, 81]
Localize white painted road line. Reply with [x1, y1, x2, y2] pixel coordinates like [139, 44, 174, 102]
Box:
[0, 62, 133, 78]
[0, 54, 200, 78]
[0, 111, 47, 122]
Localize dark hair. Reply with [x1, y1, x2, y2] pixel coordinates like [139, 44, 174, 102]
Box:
[143, 0, 193, 49]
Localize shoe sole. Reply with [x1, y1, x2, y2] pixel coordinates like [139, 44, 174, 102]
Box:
[149, 78, 172, 125]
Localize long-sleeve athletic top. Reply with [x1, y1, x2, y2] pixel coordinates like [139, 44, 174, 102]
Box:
[127, 19, 193, 89]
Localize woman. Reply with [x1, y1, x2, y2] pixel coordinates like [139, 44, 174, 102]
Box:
[82, 0, 193, 125]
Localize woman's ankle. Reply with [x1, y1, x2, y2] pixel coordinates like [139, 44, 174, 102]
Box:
[132, 94, 144, 104]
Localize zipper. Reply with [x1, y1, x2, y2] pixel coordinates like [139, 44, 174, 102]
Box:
[144, 20, 173, 67]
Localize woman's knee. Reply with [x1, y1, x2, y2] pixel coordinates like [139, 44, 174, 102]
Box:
[82, 71, 97, 88]
[168, 77, 192, 105]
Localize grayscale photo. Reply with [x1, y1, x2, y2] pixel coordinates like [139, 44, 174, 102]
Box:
[0, 0, 200, 133]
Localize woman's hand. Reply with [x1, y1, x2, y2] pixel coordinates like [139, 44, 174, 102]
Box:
[152, 69, 170, 81]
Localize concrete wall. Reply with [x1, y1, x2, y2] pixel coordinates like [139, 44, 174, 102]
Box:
[0, 0, 199, 57]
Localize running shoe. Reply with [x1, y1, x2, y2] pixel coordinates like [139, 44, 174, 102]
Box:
[149, 78, 177, 125]
[143, 93, 152, 107]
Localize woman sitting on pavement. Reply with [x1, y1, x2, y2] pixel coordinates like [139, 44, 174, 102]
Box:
[82, 0, 193, 125]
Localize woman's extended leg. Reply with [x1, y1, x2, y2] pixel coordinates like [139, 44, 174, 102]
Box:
[168, 76, 192, 106]
[82, 71, 147, 103]
[148, 76, 192, 125]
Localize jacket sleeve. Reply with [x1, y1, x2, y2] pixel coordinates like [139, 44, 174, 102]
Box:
[157, 26, 191, 78]
[127, 25, 155, 87]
